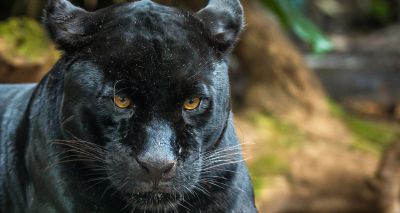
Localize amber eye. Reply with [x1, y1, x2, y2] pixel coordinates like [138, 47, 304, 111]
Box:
[183, 97, 201, 110]
[114, 95, 132, 109]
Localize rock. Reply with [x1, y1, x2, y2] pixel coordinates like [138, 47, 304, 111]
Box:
[0, 17, 59, 83]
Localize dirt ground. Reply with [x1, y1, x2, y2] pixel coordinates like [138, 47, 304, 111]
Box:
[235, 115, 381, 213]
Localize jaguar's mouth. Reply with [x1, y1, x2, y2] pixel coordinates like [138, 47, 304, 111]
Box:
[124, 192, 183, 210]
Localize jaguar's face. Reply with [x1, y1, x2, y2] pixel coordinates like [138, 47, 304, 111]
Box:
[44, 0, 243, 210]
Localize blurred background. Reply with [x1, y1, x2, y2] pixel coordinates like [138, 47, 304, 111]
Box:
[1, 0, 400, 212]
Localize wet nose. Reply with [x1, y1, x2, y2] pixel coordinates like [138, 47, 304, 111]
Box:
[136, 157, 177, 179]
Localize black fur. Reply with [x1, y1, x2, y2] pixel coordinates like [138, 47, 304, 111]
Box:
[0, 0, 257, 212]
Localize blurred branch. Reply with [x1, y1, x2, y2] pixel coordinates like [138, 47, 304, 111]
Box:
[374, 139, 400, 213]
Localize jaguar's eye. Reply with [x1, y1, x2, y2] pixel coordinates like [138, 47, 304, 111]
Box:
[114, 95, 132, 109]
[183, 97, 201, 111]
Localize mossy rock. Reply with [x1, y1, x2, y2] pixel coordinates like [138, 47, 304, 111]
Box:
[0, 17, 59, 82]
[0, 17, 58, 65]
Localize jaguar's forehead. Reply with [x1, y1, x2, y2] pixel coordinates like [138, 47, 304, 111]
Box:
[81, 1, 215, 85]
[97, 1, 203, 38]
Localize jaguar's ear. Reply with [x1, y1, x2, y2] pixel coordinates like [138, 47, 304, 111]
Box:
[197, 0, 244, 53]
[43, 0, 96, 51]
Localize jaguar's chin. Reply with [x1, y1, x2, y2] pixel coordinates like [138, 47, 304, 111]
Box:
[124, 192, 183, 211]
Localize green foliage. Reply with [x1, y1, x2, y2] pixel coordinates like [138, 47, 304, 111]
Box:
[261, 0, 333, 54]
[369, 0, 392, 24]
[0, 17, 54, 63]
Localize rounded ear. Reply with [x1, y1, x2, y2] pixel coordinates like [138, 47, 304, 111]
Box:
[43, 0, 97, 51]
[197, 0, 244, 53]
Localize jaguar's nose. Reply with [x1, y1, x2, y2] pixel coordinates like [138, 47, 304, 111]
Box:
[136, 157, 177, 180]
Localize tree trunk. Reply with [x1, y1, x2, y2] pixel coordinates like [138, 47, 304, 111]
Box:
[374, 140, 400, 213]
[236, 0, 350, 140]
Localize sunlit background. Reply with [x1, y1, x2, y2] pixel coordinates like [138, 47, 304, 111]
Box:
[1, 0, 400, 212]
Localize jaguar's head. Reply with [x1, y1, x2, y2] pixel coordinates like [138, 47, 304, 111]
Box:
[44, 0, 243, 210]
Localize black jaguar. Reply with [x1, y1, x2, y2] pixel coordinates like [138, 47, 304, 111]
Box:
[0, 0, 257, 212]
